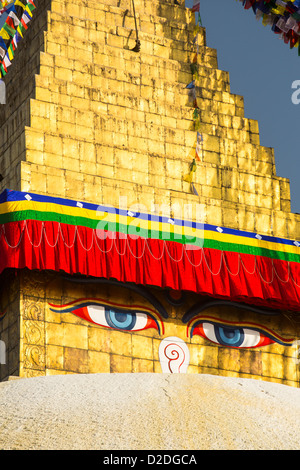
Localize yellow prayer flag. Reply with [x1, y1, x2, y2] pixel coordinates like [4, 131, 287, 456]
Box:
[270, 6, 285, 16]
[14, 0, 26, 9]
[7, 45, 13, 60]
[193, 25, 201, 36]
[16, 25, 23, 37]
[183, 172, 193, 183]
[25, 4, 33, 16]
[0, 29, 10, 40]
[183, 159, 197, 183]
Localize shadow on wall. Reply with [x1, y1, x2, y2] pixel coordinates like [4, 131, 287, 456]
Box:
[0, 80, 5, 104]
[0, 340, 5, 364]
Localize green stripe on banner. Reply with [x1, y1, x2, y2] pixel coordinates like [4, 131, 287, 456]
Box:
[204, 238, 300, 263]
[0, 210, 204, 246]
[0, 209, 101, 229]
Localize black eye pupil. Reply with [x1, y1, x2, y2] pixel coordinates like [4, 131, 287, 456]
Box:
[215, 325, 244, 347]
[105, 309, 136, 330]
[115, 312, 128, 324]
[222, 328, 236, 339]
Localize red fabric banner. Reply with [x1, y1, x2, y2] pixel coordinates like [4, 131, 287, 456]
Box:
[0, 220, 300, 312]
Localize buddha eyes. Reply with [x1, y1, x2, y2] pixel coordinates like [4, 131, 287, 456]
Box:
[191, 321, 274, 348]
[49, 300, 163, 334]
[49, 300, 292, 349]
[83, 305, 160, 333]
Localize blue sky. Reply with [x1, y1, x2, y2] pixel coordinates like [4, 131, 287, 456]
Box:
[186, 0, 300, 214]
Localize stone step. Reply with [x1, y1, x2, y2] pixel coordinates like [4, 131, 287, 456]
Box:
[34, 71, 247, 150]
[50, 0, 193, 26]
[44, 9, 224, 98]
[24, 128, 278, 198]
[46, 10, 208, 64]
[27, 86, 260, 152]
[43, 30, 229, 96]
[24, 118, 274, 178]
[28, 99, 253, 152]
[50, 0, 199, 44]
[28, 85, 266, 175]
[46, 47, 222, 97]
[23, 135, 281, 213]
[38, 49, 230, 102]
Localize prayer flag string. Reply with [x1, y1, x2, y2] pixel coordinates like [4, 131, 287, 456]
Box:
[183, 1, 203, 196]
[237, 0, 300, 54]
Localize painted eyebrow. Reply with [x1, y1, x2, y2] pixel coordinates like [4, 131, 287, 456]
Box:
[61, 275, 169, 319]
[182, 300, 281, 324]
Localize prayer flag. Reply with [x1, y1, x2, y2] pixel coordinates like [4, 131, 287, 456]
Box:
[0, 28, 10, 40]
[191, 1, 200, 13]
[8, 11, 20, 26]
[186, 80, 195, 89]
[191, 182, 199, 196]
[14, 0, 26, 9]
[3, 54, 11, 68]
[20, 12, 30, 28]
[7, 43, 14, 60]
[238, 0, 300, 54]
[0, 37, 7, 52]
[0, 64, 7, 77]
[195, 132, 203, 161]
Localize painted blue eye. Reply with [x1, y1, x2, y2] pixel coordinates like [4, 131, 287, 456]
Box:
[215, 326, 244, 347]
[190, 319, 293, 348]
[105, 309, 137, 330]
[196, 322, 264, 348]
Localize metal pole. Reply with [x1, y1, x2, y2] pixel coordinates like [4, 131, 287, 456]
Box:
[131, 0, 141, 52]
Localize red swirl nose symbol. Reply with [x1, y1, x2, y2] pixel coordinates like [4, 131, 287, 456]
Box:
[159, 336, 190, 373]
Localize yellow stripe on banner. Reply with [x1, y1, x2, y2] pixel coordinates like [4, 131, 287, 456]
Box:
[0, 200, 102, 221]
[116, 213, 204, 241]
[0, 200, 205, 241]
[202, 228, 300, 256]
